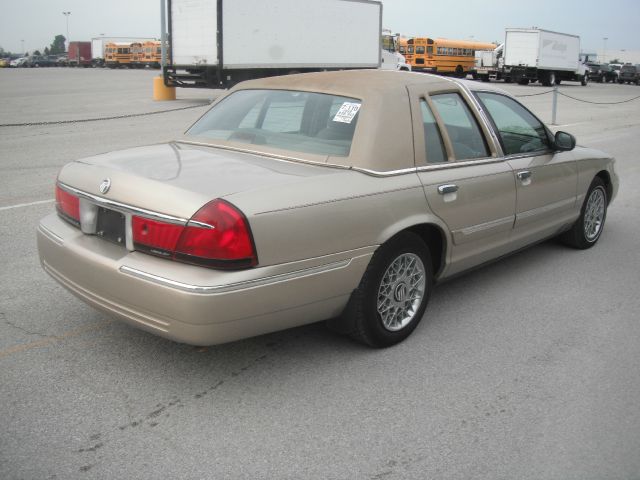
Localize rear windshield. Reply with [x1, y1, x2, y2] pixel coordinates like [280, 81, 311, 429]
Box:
[187, 89, 361, 157]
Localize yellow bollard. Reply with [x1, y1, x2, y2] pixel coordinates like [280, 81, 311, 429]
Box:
[153, 75, 176, 101]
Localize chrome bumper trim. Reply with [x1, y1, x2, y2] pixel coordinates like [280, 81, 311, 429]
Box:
[119, 259, 352, 295]
[58, 182, 188, 225]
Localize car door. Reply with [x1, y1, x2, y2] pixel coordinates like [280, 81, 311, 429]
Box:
[474, 91, 578, 243]
[409, 86, 517, 277]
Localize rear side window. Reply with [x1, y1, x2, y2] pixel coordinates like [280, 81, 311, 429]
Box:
[430, 93, 489, 160]
[476, 92, 550, 155]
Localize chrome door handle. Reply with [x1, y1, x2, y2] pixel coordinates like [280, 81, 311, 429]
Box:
[517, 170, 532, 181]
[438, 184, 459, 195]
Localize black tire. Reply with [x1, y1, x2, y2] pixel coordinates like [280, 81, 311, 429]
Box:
[341, 232, 433, 348]
[517, 78, 530, 85]
[560, 177, 608, 249]
[548, 71, 556, 86]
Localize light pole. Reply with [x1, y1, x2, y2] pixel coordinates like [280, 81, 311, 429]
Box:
[603, 37, 608, 63]
[62, 11, 71, 51]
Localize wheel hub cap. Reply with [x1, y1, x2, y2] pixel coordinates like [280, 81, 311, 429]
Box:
[377, 253, 426, 332]
[584, 187, 605, 242]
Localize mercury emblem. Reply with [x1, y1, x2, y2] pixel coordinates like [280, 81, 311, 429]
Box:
[99, 178, 111, 194]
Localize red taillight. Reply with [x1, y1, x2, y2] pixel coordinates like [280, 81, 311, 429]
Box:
[132, 216, 183, 256]
[176, 199, 257, 268]
[132, 199, 257, 269]
[55, 184, 80, 224]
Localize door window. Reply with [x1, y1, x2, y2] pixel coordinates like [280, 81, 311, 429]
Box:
[420, 100, 447, 163]
[430, 93, 489, 160]
[476, 92, 550, 155]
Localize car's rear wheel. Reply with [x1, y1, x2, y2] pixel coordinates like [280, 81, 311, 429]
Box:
[561, 177, 607, 249]
[342, 232, 433, 347]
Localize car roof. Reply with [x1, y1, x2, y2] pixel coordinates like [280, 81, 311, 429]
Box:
[196, 70, 511, 172]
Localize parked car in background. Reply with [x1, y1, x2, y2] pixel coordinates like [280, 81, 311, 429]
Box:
[38, 70, 618, 348]
[10, 57, 27, 67]
[618, 64, 640, 84]
[587, 63, 617, 83]
[0, 58, 9, 68]
[24, 55, 57, 67]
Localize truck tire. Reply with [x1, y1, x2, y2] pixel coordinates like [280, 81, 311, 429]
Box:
[517, 78, 529, 85]
[541, 71, 556, 87]
[480, 75, 490, 82]
[580, 75, 587, 86]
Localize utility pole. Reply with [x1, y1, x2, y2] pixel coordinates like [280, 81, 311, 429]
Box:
[62, 11, 71, 51]
[602, 37, 608, 63]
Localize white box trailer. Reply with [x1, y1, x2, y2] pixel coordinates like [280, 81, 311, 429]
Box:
[91, 37, 157, 66]
[503, 28, 588, 86]
[166, 0, 383, 88]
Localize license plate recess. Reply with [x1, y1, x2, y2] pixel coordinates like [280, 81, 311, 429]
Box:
[96, 207, 126, 246]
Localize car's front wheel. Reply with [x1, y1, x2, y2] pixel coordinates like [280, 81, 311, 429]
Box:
[342, 232, 433, 347]
[561, 177, 608, 249]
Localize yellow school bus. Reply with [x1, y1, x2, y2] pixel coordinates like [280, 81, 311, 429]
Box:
[130, 42, 144, 68]
[142, 41, 162, 68]
[406, 38, 495, 76]
[104, 42, 132, 68]
[398, 38, 408, 56]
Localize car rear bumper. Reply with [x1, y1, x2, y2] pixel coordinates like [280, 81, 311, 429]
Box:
[38, 213, 373, 345]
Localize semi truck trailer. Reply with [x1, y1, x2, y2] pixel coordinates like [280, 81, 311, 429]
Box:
[165, 0, 383, 88]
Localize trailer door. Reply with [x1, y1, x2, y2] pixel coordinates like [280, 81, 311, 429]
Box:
[171, 0, 219, 66]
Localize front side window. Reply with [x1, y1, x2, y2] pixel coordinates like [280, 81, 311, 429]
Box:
[188, 90, 361, 157]
[416, 46, 425, 54]
[476, 92, 550, 155]
[430, 93, 489, 160]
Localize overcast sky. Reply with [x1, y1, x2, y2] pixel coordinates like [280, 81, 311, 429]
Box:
[1, 0, 638, 55]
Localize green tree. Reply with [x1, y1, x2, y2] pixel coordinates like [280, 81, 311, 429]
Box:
[49, 35, 66, 54]
[44, 46, 50, 55]
[33, 50, 41, 56]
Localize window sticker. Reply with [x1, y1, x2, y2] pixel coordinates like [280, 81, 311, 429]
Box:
[333, 102, 361, 124]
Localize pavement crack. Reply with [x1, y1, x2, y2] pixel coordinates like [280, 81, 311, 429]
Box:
[2, 313, 50, 337]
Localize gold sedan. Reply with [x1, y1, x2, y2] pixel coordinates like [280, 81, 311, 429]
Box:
[38, 70, 618, 347]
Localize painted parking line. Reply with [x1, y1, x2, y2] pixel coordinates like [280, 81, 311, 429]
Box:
[0, 321, 113, 359]
[0, 199, 55, 212]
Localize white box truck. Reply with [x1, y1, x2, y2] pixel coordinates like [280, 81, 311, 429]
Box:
[503, 28, 588, 86]
[474, 43, 504, 82]
[165, 0, 383, 88]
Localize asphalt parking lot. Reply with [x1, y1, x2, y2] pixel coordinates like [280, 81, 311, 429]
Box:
[1, 68, 639, 480]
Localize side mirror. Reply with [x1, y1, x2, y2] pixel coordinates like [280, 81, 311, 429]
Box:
[554, 131, 576, 151]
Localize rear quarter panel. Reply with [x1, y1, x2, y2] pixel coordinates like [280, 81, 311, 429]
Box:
[226, 169, 450, 267]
